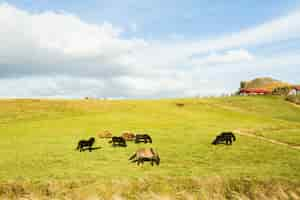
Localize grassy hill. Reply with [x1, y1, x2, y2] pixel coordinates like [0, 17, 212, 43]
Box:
[0, 97, 300, 199]
[240, 77, 291, 91]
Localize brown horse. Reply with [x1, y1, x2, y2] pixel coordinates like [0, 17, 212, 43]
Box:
[98, 130, 112, 138]
[129, 148, 160, 166]
[122, 131, 135, 141]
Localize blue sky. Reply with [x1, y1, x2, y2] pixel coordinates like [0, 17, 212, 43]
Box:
[4, 0, 300, 38]
[0, 1, 300, 98]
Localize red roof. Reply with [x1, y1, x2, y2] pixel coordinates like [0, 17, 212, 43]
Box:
[239, 88, 271, 94]
[294, 86, 300, 91]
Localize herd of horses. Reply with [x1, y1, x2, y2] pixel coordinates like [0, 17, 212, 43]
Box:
[75, 131, 236, 166]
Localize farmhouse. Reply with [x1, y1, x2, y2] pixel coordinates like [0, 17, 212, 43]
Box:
[295, 86, 300, 94]
[289, 86, 300, 96]
[239, 88, 271, 96]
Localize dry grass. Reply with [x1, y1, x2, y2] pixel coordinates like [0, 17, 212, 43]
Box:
[1, 177, 300, 200]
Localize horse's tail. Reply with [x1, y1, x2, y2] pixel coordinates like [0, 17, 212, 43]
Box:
[150, 148, 155, 155]
[129, 152, 137, 160]
[151, 148, 160, 165]
[156, 154, 160, 165]
[75, 142, 80, 150]
[232, 133, 236, 141]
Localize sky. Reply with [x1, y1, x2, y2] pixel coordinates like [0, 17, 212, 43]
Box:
[0, 0, 300, 98]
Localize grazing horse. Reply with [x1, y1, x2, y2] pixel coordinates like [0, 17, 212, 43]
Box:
[212, 132, 236, 145]
[76, 137, 95, 152]
[129, 148, 160, 166]
[98, 130, 112, 138]
[135, 134, 152, 143]
[109, 136, 127, 147]
[122, 132, 135, 141]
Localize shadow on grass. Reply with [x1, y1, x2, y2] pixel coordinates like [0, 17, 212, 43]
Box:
[112, 144, 127, 147]
[79, 146, 101, 152]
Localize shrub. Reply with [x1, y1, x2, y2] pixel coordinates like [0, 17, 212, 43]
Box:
[272, 86, 293, 96]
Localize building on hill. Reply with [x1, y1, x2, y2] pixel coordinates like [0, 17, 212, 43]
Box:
[295, 86, 300, 95]
[238, 88, 271, 96]
[289, 86, 300, 96]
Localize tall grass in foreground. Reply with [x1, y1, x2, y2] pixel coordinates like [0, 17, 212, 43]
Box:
[1, 177, 300, 200]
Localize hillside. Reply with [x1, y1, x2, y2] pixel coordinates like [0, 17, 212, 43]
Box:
[0, 97, 300, 199]
[240, 77, 291, 90]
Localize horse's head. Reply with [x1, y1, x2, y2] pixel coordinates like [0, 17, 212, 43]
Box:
[212, 136, 220, 145]
[89, 137, 95, 143]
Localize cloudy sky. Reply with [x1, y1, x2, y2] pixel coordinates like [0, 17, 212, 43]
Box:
[0, 0, 300, 98]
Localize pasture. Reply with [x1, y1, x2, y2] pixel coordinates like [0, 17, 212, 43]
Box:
[0, 96, 300, 199]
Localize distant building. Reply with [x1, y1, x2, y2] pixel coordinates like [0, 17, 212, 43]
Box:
[238, 88, 271, 96]
[288, 89, 297, 96]
[295, 86, 300, 94]
[290, 86, 300, 95]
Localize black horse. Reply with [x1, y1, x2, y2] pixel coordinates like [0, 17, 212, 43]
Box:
[212, 132, 236, 145]
[109, 136, 127, 147]
[135, 134, 152, 143]
[76, 137, 95, 152]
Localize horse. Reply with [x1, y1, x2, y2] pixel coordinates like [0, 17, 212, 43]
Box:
[98, 130, 112, 138]
[76, 137, 95, 152]
[122, 132, 135, 141]
[135, 134, 152, 143]
[109, 136, 127, 147]
[212, 132, 236, 145]
[129, 148, 160, 166]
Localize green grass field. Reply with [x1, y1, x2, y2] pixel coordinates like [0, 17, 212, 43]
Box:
[1, 96, 300, 199]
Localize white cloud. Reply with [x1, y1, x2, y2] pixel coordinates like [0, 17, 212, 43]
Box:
[0, 3, 299, 98]
[181, 9, 300, 54]
[190, 49, 254, 66]
[0, 3, 147, 76]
